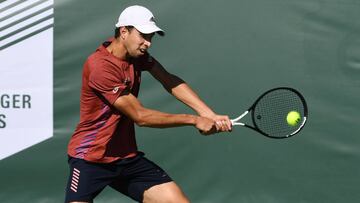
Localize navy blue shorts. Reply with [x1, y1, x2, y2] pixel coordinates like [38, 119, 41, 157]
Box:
[64, 153, 172, 203]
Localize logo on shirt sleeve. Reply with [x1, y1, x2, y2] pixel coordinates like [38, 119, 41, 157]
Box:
[112, 87, 119, 94]
[113, 77, 132, 94]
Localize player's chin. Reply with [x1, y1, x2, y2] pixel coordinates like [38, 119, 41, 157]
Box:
[131, 50, 146, 58]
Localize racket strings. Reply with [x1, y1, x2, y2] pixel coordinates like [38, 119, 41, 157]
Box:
[253, 89, 306, 138]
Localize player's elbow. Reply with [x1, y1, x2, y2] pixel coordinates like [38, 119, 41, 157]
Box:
[134, 118, 147, 127]
[132, 109, 150, 127]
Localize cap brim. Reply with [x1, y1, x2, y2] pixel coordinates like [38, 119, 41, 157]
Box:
[135, 24, 165, 36]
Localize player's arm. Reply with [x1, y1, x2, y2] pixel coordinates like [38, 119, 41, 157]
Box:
[148, 61, 232, 132]
[112, 92, 216, 134]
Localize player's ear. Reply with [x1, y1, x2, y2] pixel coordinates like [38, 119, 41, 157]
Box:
[119, 27, 128, 39]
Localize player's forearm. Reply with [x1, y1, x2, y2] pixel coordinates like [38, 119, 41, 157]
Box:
[171, 83, 216, 118]
[134, 108, 198, 128]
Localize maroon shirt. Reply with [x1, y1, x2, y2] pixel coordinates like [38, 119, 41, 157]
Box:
[67, 40, 155, 163]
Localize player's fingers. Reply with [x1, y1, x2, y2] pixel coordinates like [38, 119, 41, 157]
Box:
[224, 116, 232, 130]
[217, 116, 232, 132]
[216, 120, 226, 131]
[215, 121, 222, 132]
[224, 116, 232, 131]
[216, 120, 230, 132]
[220, 120, 226, 131]
[225, 119, 232, 132]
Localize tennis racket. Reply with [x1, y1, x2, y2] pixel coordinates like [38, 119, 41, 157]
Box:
[231, 87, 308, 139]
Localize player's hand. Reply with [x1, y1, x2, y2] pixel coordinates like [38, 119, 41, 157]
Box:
[195, 116, 217, 135]
[209, 114, 232, 132]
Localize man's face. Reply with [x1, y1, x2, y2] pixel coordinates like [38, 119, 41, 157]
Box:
[123, 28, 154, 58]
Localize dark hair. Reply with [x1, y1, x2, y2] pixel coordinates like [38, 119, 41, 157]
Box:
[114, 26, 134, 38]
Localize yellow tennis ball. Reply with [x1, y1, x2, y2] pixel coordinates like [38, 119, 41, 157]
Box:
[286, 111, 301, 126]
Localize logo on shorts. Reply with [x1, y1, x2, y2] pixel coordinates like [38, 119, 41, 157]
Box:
[70, 168, 81, 193]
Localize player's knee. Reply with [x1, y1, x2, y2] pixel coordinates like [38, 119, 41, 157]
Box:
[163, 192, 189, 203]
[146, 195, 189, 203]
[144, 191, 189, 203]
[143, 182, 190, 203]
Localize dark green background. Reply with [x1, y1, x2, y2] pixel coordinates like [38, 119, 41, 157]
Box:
[1, 0, 360, 202]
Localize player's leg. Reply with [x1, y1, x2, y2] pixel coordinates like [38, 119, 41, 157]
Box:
[143, 181, 190, 203]
[109, 154, 189, 202]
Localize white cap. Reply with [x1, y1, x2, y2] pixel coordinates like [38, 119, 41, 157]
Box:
[115, 5, 164, 36]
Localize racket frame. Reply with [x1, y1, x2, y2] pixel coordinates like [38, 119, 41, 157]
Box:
[231, 87, 308, 139]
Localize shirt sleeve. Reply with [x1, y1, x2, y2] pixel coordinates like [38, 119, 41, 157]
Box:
[88, 60, 128, 105]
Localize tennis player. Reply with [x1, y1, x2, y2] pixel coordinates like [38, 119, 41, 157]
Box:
[65, 5, 231, 203]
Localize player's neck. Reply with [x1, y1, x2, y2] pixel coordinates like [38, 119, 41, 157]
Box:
[106, 38, 128, 61]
